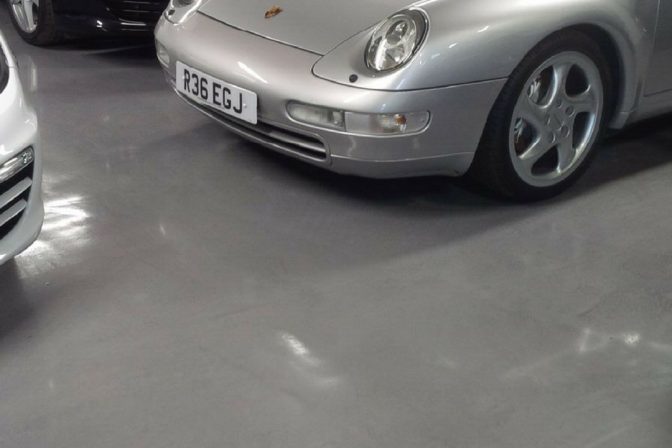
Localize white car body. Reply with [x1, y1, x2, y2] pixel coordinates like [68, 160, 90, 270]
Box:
[0, 30, 43, 266]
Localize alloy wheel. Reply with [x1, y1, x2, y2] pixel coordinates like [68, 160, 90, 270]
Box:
[509, 51, 604, 187]
[10, 0, 40, 33]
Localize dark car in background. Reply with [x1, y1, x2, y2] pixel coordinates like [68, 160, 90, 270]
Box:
[7, 0, 169, 45]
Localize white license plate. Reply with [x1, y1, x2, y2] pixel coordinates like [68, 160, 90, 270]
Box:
[176, 62, 258, 125]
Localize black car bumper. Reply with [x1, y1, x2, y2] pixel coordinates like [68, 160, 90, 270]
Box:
[53, 0, 168, 36]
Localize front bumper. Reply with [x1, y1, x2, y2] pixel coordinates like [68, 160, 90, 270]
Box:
[53, 0, 166, 36]
[155, 13, 506, 178]
[0, 66, 43, 266]
[55, 15, 157, 36]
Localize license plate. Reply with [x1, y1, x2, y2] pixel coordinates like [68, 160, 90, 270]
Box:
[176, 62, 258, 125]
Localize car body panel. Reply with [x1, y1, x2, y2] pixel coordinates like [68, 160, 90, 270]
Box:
[645, 1, 672, 95]
[156, 0, 672, 179]
[156, 14, 504, 177]
[198, 0, 413, 55]
[0, 31, 43, 266]
[314, 0, 661, 127]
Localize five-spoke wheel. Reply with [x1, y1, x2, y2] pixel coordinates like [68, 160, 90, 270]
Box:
[510, 52, 603, 188]
[9, 0, 40, 33]
[7, 0, 59, 45]
[471, 31, 611, 200]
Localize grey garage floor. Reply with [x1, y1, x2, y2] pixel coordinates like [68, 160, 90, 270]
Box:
[2, 11, 672, 448]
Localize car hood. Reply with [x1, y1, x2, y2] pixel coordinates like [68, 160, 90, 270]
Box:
[198, 0, 416, 55]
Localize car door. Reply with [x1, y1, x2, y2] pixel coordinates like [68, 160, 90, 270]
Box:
[645, 0, 672, 95]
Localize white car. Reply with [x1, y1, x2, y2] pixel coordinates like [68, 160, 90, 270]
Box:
[0, 30, 43, 266]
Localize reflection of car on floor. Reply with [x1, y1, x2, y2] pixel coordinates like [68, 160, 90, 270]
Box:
[157, 0, 672, 200]
[0, 30, 43, 265]
[7, 0, 169, 45]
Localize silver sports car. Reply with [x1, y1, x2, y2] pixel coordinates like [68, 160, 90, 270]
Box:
[156, 0, 672, 200]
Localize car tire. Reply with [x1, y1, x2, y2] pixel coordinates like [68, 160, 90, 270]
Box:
[470, 30, 614, 201]
[7, 0, 61, 46]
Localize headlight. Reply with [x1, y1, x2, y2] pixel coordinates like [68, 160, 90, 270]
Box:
[0, 148, 34, 183]
[165, 0, 203, 23]
[366, 10, 428, 72]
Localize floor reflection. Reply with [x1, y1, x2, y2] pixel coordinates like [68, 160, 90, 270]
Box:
[503, 327, 672, 383]
[24, 195, 89, 253]
[17, 195, 91, 277]
[279, 332, 341, 389]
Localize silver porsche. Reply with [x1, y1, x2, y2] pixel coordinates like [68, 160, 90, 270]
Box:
[155, 0, 672, 200]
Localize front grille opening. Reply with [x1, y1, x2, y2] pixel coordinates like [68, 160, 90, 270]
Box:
[183, 95, 329, 161]
[0, 187, 30, 216]
[104, 0, 169, 23]
[0, 214, 22, 240]
[0, 162, 34, 241]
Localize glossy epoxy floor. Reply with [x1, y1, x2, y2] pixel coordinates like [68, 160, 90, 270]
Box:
[2, 13, 672, 448]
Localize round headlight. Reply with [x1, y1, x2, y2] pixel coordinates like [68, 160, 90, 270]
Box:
[366, 10, 428, 72]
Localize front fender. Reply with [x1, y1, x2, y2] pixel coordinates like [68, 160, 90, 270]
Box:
[312, 0, 659, 123]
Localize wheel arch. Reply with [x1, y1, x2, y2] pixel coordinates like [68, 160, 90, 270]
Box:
[538, 24, 633, 129]
[416, 0, 654, 127]
[313, 0, 653, 124]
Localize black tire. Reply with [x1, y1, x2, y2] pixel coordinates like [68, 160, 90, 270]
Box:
[469, 30, 614, 201]
[7, 0, 61, 46]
